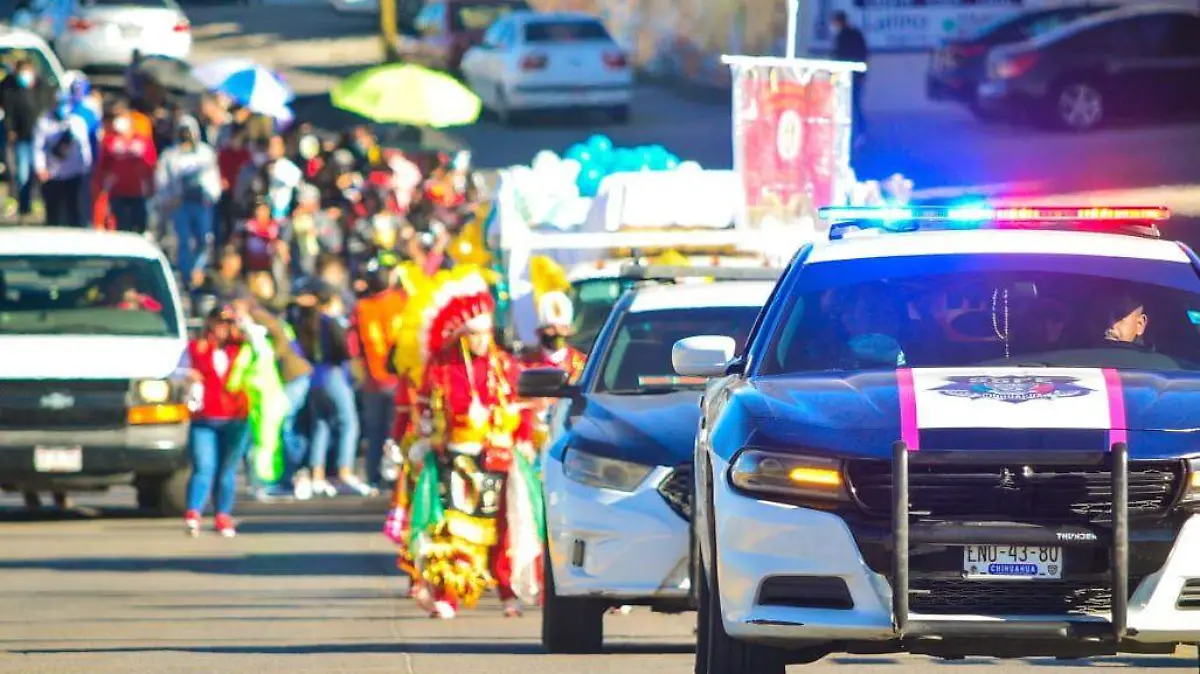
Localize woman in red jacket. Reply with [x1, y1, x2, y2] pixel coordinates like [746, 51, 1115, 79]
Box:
[183, 305, 250, 537]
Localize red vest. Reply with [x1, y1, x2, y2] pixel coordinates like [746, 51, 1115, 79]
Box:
[187, 338, 249, 420]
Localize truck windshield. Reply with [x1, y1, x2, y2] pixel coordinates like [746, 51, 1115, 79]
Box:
[0, 255, 180, 337]
[759, 256, 1200, 374]
[597, 306, 760, 393]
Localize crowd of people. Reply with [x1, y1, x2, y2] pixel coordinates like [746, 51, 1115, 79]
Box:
[1, 60, 598, 619]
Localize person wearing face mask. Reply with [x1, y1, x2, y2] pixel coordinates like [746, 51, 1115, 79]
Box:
[519, 291, 586, 449]
[404, 270, 540, 619]
[33, 95, 92, 227]
[157, 117, 221, 290]
[2, 60, 51, 221]
[95, 101, 157, 233]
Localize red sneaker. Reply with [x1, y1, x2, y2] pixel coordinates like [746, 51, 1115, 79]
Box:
[184, 510, 201, 537]
[214, 513, 237, 538]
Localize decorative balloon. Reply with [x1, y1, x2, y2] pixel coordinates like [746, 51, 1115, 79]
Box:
[587, 134, 613, 154]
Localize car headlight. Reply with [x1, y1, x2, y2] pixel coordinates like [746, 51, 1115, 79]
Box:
[729, 449, 848, 501]
[563, 448, 655, 493]
[1183, 458, 1200, 503]
[135, 379, 172, 404]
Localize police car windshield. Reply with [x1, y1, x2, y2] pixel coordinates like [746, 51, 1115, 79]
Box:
[759, 257, 1200, 374]
[597, 306, 759, 393]
[0, 255, 179, 337]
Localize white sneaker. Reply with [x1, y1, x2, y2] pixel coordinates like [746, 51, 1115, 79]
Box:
[310, 479, 337, 498]
[293, 471, 313, 500]
[339, 475, 379, 497]
[502, 598, 522, 617]
[432, 600, 457, 619]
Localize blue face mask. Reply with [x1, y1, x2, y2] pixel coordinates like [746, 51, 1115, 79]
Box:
[16, 72, 33, 88]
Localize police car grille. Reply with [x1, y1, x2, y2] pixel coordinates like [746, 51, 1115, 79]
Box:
[0, 380, 129, 431]
[657, 464, 692, 521]
[845, 460, 1182, 521]
[910, 579, 1125, 616]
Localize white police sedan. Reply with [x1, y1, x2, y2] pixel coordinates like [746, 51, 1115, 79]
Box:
[519, 280, 774, 653]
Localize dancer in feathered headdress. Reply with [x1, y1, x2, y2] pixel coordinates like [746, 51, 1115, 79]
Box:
[390, 265, 543, 619]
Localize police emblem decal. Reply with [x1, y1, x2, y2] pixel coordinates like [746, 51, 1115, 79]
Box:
[933, 375, 1093, 404]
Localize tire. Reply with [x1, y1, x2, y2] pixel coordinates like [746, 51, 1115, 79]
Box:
[1048, 79, 1104, 132]
[697, 483, 787, 674]
[137, 468, 189, 517]
[692, 520, 709, 674]
[541, 549, 607, 653]
[607, 104, 631, 125]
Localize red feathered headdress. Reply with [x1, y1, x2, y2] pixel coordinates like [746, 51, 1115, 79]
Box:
[420, 271, 496, 359]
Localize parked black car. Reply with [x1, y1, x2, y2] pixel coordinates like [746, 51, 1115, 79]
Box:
[926, 4, 1113, 117]
[976, 5, 1200, 131]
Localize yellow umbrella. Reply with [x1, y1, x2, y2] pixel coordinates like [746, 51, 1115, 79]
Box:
[331, 63, 482, 128]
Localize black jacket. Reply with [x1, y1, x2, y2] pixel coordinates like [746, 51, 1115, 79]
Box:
[1, 79, 52, 140]
[834, 27, 869, 64]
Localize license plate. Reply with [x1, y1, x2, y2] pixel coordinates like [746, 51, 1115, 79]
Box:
[121, 25, 141, 38]
[963, 545, 1063, 579]
[34, 446, 83, 473]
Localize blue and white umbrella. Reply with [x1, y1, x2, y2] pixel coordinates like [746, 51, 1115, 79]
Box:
[194, 58, 294, 118]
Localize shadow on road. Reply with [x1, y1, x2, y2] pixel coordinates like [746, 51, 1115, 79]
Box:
[12, 639, 693, 656]
[0, 552, 394, 576]
[824, 655, 1194, 669]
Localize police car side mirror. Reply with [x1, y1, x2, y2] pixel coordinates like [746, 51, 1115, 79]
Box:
[519, 367, 576, 398]
[673, 335, 736, 378]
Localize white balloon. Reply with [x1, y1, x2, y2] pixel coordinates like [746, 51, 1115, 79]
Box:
[531, 150, 560, 174]
[560, 158, 583, 184]
[677, 160, 703, 173]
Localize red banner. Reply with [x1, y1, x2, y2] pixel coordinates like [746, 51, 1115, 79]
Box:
[731, 60, 853, 232]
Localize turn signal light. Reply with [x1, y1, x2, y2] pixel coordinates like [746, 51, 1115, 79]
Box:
[68, 17, 94, 31]
[128, 403, 189, 425]
[789, 466, 842, 487]
[173, 19, 190, 32]
[994, 52, 1038, 79]
[520, 54, 547, 71]
[603, 51, 627, 69]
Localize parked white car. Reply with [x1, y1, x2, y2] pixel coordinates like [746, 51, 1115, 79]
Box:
[460, 11, 633, 125]
[52, 0, 192, 71]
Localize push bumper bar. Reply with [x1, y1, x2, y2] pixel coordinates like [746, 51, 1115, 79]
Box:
[890, 441, 1130, 640]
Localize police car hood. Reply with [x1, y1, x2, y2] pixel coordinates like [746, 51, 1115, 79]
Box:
[570, 391, 700, 467]
[746, 367, 1200, 459]
[0, 335, 185, 380]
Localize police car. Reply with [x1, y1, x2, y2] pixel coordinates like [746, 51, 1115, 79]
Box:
[519, 278, 775, 653]
[672, 206, 1200, 671]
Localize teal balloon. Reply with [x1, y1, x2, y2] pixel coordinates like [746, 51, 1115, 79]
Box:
[587, 134, 613, 154]
[663, 154, 680, 170]
[577, 166, 604, 197]
[565, 143, 592, 164]
[590, 146, 614, 171]
[614, 148, 639, 172]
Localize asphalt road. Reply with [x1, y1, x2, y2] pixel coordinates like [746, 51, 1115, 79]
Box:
[186, 3, 1200, 196]
[0, 490, 1196, 673]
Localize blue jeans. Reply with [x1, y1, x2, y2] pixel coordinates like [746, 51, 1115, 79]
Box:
[110, 196, 148, 234]
[280, 374, 312, 484]
[173, 200, 213, 287]
[187, 419, 249, 514]
[13, 141, 33, 215]
[308, 366, 359, 474]
[360, 388, 396, 486]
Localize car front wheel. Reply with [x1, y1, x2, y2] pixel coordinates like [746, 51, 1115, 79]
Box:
[541, 549, 606, 653]
[1051, 80, 1104, 131]
[136, 468, 189, 517]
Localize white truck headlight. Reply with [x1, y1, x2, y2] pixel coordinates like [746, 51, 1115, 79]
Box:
[1182, 458, 1200, 503]
[136, 379, 172, 403]
[563, 448, 654, 493]
[729, 449, 848, 502]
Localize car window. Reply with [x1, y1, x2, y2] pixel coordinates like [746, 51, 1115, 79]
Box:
[450, 0, 526, 32]
[481, 17, 507, 46]
[0, 255, 180, 337]
[759, 257, 1200, 375]
[524, 18, 611, 43]
[566, 278, 629, 352]
[597, 306, 761, 393]
[415, 2, 445, 35]
[1166, 15, 1200, 56]
[0, 46, 58, 88]
[80, 0, 175, 7]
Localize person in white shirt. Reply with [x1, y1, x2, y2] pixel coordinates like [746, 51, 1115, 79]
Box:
[157, 118, 222, 290]
[33, 96, 92, 227]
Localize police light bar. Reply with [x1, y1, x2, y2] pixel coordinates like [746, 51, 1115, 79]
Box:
[820, 205, 1169, 240]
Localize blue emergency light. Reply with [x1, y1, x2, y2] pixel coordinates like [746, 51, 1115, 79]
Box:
[820, 205, 1170, 240]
